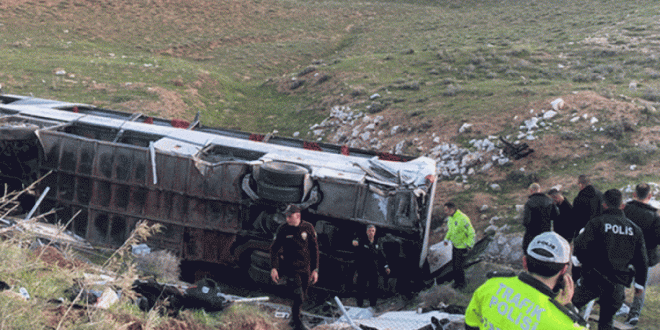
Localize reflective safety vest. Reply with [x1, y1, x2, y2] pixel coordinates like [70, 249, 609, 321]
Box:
[465, 273, 587, 330]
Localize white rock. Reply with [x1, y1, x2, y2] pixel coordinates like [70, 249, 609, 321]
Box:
[570, 117, 580, 123]
[485, 225, 499, 233]
[490, 183, 501, 191]
[395, 140, 407, 154]
[370, 93, 381, 100]
[543, 110, 558, 119]
[461, 153, 481, 167]
[459, 123, 473, 134]
[590, 117, 599, 124]
[524, 117, 539, 131]
[390, 126, 401, 135]
[497, 157, 510, 165]
[293, 131, 300, 137]
[551, 98, 564, 110]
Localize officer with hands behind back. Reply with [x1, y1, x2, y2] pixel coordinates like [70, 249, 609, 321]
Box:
[465, 231, 588, 330]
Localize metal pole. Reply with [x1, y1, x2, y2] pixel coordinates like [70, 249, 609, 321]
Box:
[149, 142, 158, 185]
[334, 296, 361, 330]
[25, 186, 50, 221]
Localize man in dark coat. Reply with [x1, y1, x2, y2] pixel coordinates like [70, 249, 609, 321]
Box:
[352, 225, 391, 307]
[548, 188, 575, 243]
[623, 183, 660, 326]
[522, 183, 559, 252]
[270, 205, 319, 330]
[572, 174, 603, 234]
[572, 189, 648, 330]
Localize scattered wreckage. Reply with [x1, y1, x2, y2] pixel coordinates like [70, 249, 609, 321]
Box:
[498, 136, 534, 160]
[0, 93, 444, 294]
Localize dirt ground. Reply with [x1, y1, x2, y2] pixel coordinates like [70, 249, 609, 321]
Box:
[426, 90, 652, 230]
[29, 89, 655, 330]
[5, 0, 660, 328]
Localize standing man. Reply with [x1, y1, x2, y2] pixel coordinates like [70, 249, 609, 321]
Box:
[352, 224, 391, 308]
[522, 183, 559, 252]
[443, 202, 475, 290]
[572, 189, 648, 330]
[465, 232, 588, 330]
[548, 188, 575, 243]
[623, 183, 660, 326]
[572, 174, 603, 234]
[270, 204, 319, 330]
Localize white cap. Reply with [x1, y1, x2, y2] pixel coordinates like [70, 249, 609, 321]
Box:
[527, 232, 570, 264]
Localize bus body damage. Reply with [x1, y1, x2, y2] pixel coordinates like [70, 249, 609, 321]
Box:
[0, 94, 437, 293]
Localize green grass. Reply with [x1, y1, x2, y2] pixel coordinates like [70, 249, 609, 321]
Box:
[3, 0, 659, 137]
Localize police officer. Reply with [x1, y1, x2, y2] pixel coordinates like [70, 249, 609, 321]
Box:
[270, 205, 319, 330]
[443, 202, 475, 290]
[352, 224, 390, 308]
[622, 183, 660, 326]
[465, 232, 588, 330]
[572, 189, 648, 330]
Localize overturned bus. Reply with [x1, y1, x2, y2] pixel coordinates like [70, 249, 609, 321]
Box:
[0, 93, 437, 293]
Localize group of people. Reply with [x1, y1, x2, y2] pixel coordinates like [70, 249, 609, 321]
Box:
[267, 175, 660, 330]
[268, 204, 392, 330]
[467, 175, 660, 330]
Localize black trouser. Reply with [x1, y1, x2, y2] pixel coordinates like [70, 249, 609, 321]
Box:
[572, 272, 625, 330]
[452, 246, 468, 287]
[355, 269, 380, 307]
[284, 270, 310, 324]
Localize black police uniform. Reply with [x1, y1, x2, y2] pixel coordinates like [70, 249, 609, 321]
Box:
[270, 220, 319, 328]
[572, 208, 648, 330]
[353, 236, 389, 307]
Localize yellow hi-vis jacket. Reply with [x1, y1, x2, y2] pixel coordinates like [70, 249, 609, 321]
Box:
[445, 209, 475, 249]
[465, 273, 588, 330]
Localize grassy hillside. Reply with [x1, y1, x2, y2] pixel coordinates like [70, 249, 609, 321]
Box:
[3, 0, 660, 133]
[4, 0, 660, 328]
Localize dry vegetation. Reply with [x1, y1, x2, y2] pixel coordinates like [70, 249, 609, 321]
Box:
[4, 0, 660, 328]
